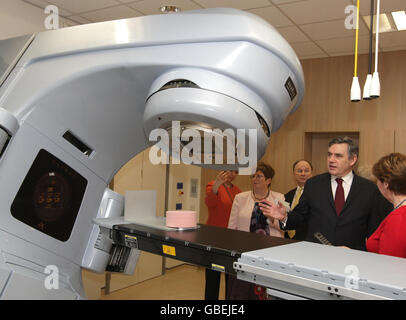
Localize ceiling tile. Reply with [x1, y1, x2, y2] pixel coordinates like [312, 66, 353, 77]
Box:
[48, 0, 120, 14]
[279, 0, 353, 25]
[66, 15, 93, 24]
[380, 0, 406, 13]
[290, 41, 326, 57]
[22, 0, 50, 9]
[359, 0, 406, 15]
[272, 0, 307, 4]
[117, 0, 144, 3]
[379, 30, 406, 48]
[59, 16, 78, 27]
[277, 25, 310, 43]
[248, 6, 294, 27]
[316, 34, 370, 56]
[23, 0, 74, 16]
[81, 5, 141, 22]
[300, 18, 369, 41]
[23, 0, 50, 9]
[127, 0, 202, 15]
[193, 0, 271, 10]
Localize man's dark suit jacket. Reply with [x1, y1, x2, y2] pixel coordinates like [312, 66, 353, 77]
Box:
[284, 172, 390, 251]
[284, 187, 307, 241]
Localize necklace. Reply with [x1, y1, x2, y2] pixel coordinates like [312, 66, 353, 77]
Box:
[252, 189, 270, 201]
[394, 198, 406, 210]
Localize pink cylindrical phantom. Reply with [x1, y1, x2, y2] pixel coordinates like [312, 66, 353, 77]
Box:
[166, 210, 197, 228]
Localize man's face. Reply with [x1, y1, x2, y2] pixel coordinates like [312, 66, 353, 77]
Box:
[293, 161, 312, 186]
[327, 143, 357, 177]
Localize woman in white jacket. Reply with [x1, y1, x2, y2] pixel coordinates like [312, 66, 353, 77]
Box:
[228, 163, 285, 237]
[227, 162, 286, 300]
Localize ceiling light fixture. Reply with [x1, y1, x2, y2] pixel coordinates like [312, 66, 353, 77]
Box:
[392, 11, 406, 31]
[363, 0, 374, 100]
[370, 0, 381, 99]
[160, 6, 181, 14]
[362, 13, 394, 33]
[351, 0, 361, 102]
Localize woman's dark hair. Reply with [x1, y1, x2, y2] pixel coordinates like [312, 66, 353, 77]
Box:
[256, 162, 275, 180]
[372, 152, 406, 195]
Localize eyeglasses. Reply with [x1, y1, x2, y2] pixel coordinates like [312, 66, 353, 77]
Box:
[295, 169, 311, 174]
[251, 174, 265, 179]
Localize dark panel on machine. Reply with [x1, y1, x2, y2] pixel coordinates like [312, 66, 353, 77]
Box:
[11, 149, 87, 241]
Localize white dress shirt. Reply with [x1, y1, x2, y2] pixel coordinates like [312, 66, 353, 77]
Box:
[331, 171, 354, 200]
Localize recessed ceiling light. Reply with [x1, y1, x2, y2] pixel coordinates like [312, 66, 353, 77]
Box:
[392, 11, 406, 31]
[159, 6, 181, 14]
[363, 13, 394, 33]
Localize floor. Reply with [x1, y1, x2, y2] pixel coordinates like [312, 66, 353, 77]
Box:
[99, 264, 226, 300]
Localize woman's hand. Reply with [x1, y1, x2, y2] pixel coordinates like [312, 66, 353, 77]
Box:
[212, 171, 230, 194]
[259, 199, 287, 221]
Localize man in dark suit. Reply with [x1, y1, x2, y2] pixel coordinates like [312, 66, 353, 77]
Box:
[260, 137, 389, 251]
[284, 159, 313, 241]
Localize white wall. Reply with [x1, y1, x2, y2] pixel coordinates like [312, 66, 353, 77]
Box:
[167, 161, 201, 215]
[0, 0, 46, 39]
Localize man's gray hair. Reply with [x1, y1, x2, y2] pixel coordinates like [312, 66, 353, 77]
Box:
[328, 136, 359, 159]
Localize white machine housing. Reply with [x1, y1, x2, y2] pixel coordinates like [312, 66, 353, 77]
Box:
[0, 9, 304, 299]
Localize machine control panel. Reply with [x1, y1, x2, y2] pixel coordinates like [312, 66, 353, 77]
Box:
[10, 149, 87, 242]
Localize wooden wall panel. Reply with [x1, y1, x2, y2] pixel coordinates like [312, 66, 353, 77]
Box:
[359, 130, 395, 166]
[395, 130, 406, 155]
[262, 129, 305, 194]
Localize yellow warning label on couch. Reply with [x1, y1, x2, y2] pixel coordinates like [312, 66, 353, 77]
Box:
[162, 245, 176, 256]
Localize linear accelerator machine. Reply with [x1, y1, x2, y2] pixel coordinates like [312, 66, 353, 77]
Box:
[0, 9, 404, 300]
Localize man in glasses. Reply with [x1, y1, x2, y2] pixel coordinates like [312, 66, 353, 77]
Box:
[284, 159, 313, 240]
